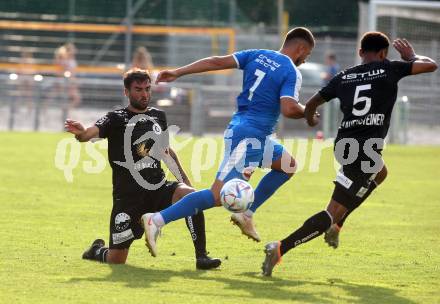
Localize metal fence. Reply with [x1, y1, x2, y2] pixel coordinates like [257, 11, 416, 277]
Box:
[0, 16, 439, 144]
[0, 72, 316, 131]
[0, 73, 415, 146]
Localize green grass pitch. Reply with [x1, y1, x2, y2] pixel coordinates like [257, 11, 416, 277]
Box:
[1, 132, 439, 304]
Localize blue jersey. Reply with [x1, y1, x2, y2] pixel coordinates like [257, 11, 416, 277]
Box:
[229, 49, 302, 136]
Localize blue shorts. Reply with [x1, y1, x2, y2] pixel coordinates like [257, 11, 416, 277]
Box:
[216, 128, 284, 182]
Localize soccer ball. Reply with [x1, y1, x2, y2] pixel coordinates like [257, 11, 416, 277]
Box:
[220, 178, 254, 213]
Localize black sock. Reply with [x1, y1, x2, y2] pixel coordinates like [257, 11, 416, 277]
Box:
[337, 181, 377, 228]
[185, 211, 207, 258]
[280, 210, 332, 256]
[95, 247, 109, 263]
[336, 208, 353, 228]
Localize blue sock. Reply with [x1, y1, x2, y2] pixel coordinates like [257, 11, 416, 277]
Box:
[160, 189, 215, 224]
[249, 170, 290, 213]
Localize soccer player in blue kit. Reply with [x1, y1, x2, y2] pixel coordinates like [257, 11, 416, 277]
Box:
[142, 27, 319, 257]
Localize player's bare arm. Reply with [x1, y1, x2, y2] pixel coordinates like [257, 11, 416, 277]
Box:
[280, 97, 321, 123]
[393, 38, 438, 75]
[65, 119, 99, 142]
[156, 55, 237, 84]
[304, 93, 325, 127]
[280, 97, 306, 119]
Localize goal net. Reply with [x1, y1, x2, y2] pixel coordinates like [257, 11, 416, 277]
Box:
[368, 0, 440, 143]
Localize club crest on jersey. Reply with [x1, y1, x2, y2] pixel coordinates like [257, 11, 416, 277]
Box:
[136, 142, 150, 157]
[342, 69, 385, 80]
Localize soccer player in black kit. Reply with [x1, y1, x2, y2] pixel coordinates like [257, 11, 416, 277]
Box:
[262, 32, 437, 276]
[65, 68, 221, 269]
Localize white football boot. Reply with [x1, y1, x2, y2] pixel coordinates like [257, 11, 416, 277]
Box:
[141, 213, 161, 257]
[230, 213, 261, 242]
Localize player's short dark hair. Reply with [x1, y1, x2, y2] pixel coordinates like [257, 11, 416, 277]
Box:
[123, 68, 151, 89]
[283, 27, 315, 48]
[360, 32, 390, 53]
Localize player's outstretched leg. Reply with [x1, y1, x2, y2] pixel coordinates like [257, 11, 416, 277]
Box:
[262, 200, 346, 276]
[143, 187, 219, 257]
[262, 210, 333, 276]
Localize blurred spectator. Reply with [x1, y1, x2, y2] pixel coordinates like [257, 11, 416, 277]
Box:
[323, 53, 340, 85]
[54, 43, 81, 109]
[131, 46, 155, 74]
[130, 46, 187, 105]
[131, 46, 171, 99]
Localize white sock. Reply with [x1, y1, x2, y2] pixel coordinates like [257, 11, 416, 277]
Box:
[152, 213, 165, 228]
[244, 209, 254, 218]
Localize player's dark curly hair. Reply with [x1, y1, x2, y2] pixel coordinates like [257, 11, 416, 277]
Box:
[283, 27, 315, 47]
[123, 68, 151, 89]
[361, 31, 390, 53]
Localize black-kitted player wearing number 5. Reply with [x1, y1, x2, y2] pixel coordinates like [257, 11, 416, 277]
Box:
[262, 32, 437, 276]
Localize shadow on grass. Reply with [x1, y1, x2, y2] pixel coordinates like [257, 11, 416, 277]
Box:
[234, 273, 415, 304]
[68, 264, 414, 304]
[324, 278, 415, 304]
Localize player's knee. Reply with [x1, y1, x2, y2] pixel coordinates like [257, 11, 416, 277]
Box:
[275, 156, 297, 177]
[283, 158, 297, 177]
[179, 186, 195, 197]
[106, 250, 128, 264]
[211, 190, 222, 206]
[375, 165, 388, 185]
[326, 200, 347, 224]
[210, 182, 223, 206]
[174, 185, 195, 201]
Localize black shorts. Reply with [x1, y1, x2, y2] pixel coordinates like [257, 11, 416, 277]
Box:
[331, 163, 379, 210]
[109, 181, 180, 249]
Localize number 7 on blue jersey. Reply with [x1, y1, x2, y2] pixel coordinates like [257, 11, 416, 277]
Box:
[248, 69, 266, 101]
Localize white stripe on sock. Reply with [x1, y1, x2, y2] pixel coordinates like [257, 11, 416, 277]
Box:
[325, 210, 334, 224]
[101, 248, 109, 263]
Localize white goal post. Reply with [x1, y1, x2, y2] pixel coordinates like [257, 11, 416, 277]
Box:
[368, 0, 440, 31]
[361, 0, 440, 144]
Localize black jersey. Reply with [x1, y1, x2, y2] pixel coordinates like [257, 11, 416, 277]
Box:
[95, 107, 168, 196]
[319, 59, 412, 141]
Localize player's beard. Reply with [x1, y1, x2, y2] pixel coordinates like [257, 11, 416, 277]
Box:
[295, 58, 305, 66]
[129, 96, 150, 110]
